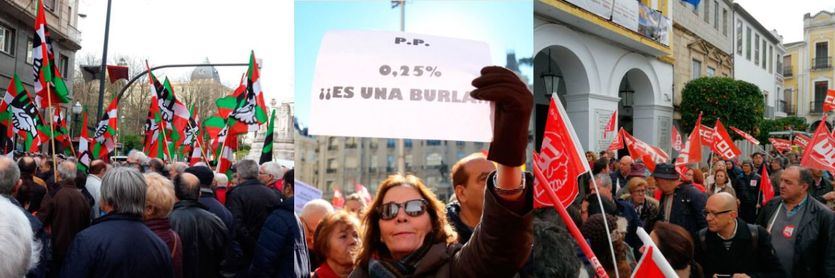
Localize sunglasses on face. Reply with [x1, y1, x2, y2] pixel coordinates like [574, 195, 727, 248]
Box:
[377, 199, 429, 220]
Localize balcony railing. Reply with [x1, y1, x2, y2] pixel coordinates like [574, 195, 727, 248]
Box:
[783, 66, 793, 77]
[810, 100, 825, 113]
[812, 57, 832, 71]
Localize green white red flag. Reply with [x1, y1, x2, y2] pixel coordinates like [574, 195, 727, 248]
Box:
[32, 0, 69, 109]
[77, 111, 91, 172]
[93, 97, 118, 159]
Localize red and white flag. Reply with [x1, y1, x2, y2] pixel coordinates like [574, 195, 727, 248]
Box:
[332, 186, 345, 209]
[824, 89, 835, 113]
[688, 113, 704, 163]
[355, 183, 373, 204]
[632, 227, 678, 278]
[671, 126, 683, 152]
[699, 125, 715, 146]
[608, 128, 625, 152]
[533, 97, 589, 208]
[793, 134, 811, 149]
[800, 117, 835, 172]
[769, 138, 792, 153]
[711, 119, 741, 160]
[604, 110, 617, 139]
[729, 126, 760, 145]
[189, 144, 203, 166]
[622, 131, 668, 172]
[760, 165, 775, 206]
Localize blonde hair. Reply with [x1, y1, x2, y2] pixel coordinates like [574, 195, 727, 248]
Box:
[626, 177, 648, 193]
[143, 172, 176, 219]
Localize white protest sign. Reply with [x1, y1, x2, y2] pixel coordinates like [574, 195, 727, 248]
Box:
[294, 180, 323, 214]
[309, 30, 493, 142]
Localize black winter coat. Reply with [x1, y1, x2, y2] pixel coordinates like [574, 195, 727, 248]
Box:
[169, 200, 230, 278]
[695, 219, 784, 277]
[734, 172, 761, 223]
[656, 182, 708, 239]
[756, 196, 835, 277]
[225, 179, 281, 262]
[59, 213, 173, 278]
[248, 197, 310, 278]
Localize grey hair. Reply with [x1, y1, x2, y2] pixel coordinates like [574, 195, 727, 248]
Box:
[792, 166, 815, 191]
[57, 161, 77, 181]
[235, 159, 259, 180]
[214, 173, 228, 187]
[127, 150, 148, 163]
[259, 162, 284, 181]
[0, 156, 20, 195]
[100, 167, 147, 217]
[300, 199, 334, 220]
[0, 196, 40, 277]
[171, 162, 188, 175]
[594, 173, 612, 189]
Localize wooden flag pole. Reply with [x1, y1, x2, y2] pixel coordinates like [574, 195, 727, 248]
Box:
[46, 87, 58, 182]
[160, 121, 173, 162]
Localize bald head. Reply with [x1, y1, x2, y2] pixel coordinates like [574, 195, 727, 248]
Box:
[174, 173, 201, 201]
[90, 160, 107, 176]
[0, 156, 20, 195]
[706, 192, 736, 211]
[618, 156, 633, 175]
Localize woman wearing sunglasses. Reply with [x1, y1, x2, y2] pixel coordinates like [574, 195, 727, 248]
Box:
[349, 66, 534, 277]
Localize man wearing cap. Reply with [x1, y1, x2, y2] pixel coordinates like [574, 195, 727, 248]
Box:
[735, 160, 762, 224]
[653, 163, 708, 238]
[186, 166, 235, 236]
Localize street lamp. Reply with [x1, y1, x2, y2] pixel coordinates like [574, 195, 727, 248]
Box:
[540, 48, 563, 99]
[72, 101, 82, 137]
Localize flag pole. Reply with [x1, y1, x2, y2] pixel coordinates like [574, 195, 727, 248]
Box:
[533, 161, 609, 278]
[160, 121, 173, 162]
[588, 172, 620, 278]
[46, 89, 58, 182]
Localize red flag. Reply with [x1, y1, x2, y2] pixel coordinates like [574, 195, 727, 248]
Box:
[621, 130, 668, 172]
[533, 97, 589, 208]
[729, 126, 760, 145]
[604, 110, 617, 139]
[532, 160, 608, 278]
[769, 138, 792, 153]
[607, 128, 625, 152]
[106, 65, 129, 83]
[824, 89, 835, 113]
[711, 119, 741, 160]
[672, 126, 683, 152]
[760, 165, 775, 206]
[800, 117, 835, 172]
[699, 125, 715, 146]
[793, 134, 811, 149]
[354, 183, 372, 204]
[631, 245, 664, 278]
[332, 187, 345, 209]
[688, 113, 704, 163]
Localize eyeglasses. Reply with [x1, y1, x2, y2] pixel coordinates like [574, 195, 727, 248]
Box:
[703, 209, 733, 217]
[377, 199, 428, 220]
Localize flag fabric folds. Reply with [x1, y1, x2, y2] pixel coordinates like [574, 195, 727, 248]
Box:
[533, 97, 589, 208]
[260, 109, 276, 164]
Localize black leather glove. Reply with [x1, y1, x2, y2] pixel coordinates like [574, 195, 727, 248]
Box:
[470, 66, 532, 167]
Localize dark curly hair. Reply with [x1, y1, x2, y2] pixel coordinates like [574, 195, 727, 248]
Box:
[581, 214, 631, 277]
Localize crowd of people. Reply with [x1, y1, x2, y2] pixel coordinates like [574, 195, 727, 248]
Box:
[0, 150, 293, 278]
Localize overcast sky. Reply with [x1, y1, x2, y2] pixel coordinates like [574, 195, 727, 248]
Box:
[734, 0, 835, 43]
[76, 0, 294, 103]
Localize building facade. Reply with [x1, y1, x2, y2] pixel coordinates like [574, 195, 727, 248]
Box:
[0, 0, 81, 95]
[534, 0, 675, 154]
[733, 3, 786, 119]
[783, 10, 835, 127]
[247, 99, 294, 168]
[672, 0, 734, 121]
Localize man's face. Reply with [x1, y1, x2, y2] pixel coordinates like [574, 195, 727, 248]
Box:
[770, 160, 782, 171]
[619, 159, 632, 175]
[455, 159, 496, 219]
[811, 169, 823, 179]
[258, 168, 274, 184]
[742, 164, 752, 174]
[656, 178, 678, 194]
[753, 155, 764, 166]
[780, 168, 807, 202]
[705, 197, 736, 232]
[589, 178, 612, 199]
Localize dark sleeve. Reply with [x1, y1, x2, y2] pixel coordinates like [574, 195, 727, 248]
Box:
[690, 190, 708, 232]
[451, 171, 534, 277]
[755, 201, 773, 227]
[750, 226, 785, 278]
[225, 190, 250, 244]
[58, 233, 93, 278]
[823, 209, 835, 278]
[248, 214, 285, 278]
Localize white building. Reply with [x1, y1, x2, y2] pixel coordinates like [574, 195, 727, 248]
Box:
[733, 3, 786, 119]
[534, 0, 675, 154]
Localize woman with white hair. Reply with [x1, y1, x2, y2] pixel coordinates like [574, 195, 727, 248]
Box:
[0, 196, 40, 278]
[61, 167, 174, 277]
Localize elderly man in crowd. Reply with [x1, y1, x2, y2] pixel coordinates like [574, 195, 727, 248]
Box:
[258, 161, 285, 192]
[170, 172, 230, 278]
[213, 173, 230, 205]
[225, 159, 281, 270]
[756, 166, 835, 277]
[0, 156, 48, 277]
[61, 167, 173, 277]
[653, 163, 707, 239]
[299, 199, 334, 271]
[445, 152, 495, 244]
[250, 168, 308, 277]
[37, 161, 91, 275]
[609, 155, 633, 195]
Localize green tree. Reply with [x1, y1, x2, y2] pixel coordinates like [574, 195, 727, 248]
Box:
[680, 77, 764, 139]
[757, 117, 808, 143]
